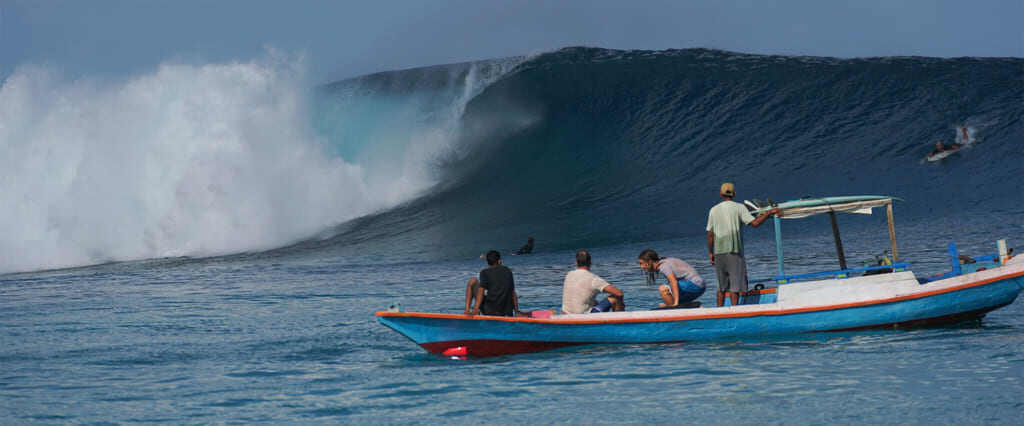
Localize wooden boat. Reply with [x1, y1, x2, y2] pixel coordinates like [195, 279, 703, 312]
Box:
[377, 196, 1024, 356]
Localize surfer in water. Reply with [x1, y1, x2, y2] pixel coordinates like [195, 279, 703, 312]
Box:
[514, 237, 534, 255]
[930, 127, 969, 157]
[930, 140, 963, 156]
[477, 237, 534, 259]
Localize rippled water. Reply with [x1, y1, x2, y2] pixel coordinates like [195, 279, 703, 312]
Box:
[2, 223, 1022, 423]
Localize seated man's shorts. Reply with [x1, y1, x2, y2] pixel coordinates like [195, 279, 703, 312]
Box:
[590, 297, 613, 313]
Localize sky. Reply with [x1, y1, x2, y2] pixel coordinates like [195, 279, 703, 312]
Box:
[2, 0, 1022, 84]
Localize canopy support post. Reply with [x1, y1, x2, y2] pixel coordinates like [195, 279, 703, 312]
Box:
[886, 202, 899, 262]
[773, 215, 784, 277]
[828, 211, 847, 270]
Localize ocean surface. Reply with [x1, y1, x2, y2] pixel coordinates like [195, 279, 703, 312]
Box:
[2, 47, 1023, 423]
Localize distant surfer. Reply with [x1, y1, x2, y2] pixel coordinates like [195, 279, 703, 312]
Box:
[476, 237, 534, 258]
[464, 250, 524, 316]
[514, 237, 534, 255]
[706, 183, 780, 307]
[930, 140, 963, 156]
[925, 126, 970, 161]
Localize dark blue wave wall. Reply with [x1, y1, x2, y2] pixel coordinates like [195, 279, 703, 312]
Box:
[300, 47, 1024, 262]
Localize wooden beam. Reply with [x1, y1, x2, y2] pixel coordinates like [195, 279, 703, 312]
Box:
[828, 211, 847, 270]
[886, 202, 899, 262]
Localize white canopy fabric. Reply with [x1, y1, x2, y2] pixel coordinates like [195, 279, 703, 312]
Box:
[777, 198, 893, 219]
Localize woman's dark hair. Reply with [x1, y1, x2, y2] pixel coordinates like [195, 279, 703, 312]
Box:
[637, 249, 660, 263]
[638, 249, 661, 285]
[575, 250, 591, 267]
[485, 250, 501, 266]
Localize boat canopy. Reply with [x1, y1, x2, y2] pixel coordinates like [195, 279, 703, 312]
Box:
[751, 196, 904, 282]
[774, 198, 894, 219]
[751, 195, 900, 219]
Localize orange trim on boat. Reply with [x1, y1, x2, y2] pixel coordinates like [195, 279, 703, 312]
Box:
[376, 269, 1024, 325]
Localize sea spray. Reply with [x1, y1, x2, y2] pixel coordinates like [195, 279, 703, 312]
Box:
[0, 53, 521, 273]
[0, 57, 360, 272]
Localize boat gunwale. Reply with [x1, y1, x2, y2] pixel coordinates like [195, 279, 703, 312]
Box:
[376, 266, 1024, 325]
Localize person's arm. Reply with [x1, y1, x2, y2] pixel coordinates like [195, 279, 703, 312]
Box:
[470, 271, 488, 315]
[469, 285, 484, 315]
[666, 273, 680, 306]
[599, 280, 625, 311]
[748, 208, 780, 228]
[464, 278, 476, 314]
[511, 271, 523, 315]
[707, 231, 716, 265]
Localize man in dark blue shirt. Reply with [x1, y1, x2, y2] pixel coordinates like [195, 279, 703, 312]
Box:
[464, 250, 520, 316]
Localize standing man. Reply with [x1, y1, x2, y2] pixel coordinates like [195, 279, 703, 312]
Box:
[706, 183, 779, 307]
[561, 250, 625, 314]
[465, 250, 521, 316]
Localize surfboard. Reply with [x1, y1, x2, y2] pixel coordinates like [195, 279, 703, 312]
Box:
[926, 149, 959, 162]
[756, 195, 891, 211]
[750, 195, 898, 216]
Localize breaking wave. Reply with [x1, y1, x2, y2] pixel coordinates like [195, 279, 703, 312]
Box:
[3, 47, 1022, 272]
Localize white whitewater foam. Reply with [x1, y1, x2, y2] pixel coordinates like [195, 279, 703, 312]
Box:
[0, 54, 519, 273]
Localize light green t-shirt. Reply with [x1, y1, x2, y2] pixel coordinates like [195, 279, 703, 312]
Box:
[706, 200, 755, 255]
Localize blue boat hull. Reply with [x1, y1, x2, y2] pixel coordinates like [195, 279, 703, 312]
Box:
[378, 271, 1024, 356]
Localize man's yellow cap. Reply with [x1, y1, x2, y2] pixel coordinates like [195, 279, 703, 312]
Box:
[720, 182, 735, 197]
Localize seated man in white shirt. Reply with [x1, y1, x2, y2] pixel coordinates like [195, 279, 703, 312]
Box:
[561, 250, 625, 314]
